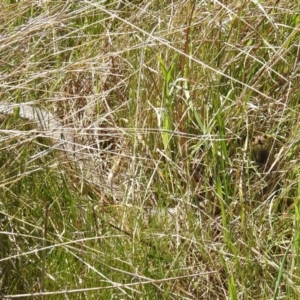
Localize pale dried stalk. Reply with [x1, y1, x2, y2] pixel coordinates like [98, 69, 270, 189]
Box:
[0, 102, 124, 198]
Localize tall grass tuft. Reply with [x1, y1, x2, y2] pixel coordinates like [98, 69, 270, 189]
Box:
[1, 1, 300, 299]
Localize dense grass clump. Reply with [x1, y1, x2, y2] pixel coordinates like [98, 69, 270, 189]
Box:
[1, 1, 300, 299]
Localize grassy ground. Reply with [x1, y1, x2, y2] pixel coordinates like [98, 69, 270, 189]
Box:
[1, 0, 300, 299]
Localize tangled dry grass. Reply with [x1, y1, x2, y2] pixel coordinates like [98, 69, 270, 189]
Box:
[1, 1, 300, 299]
